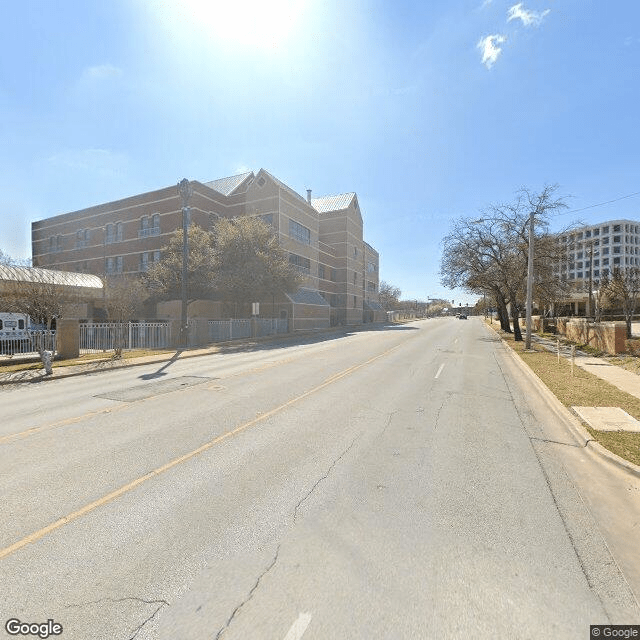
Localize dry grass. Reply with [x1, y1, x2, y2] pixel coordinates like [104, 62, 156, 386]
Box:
[489, 322, 640, 468]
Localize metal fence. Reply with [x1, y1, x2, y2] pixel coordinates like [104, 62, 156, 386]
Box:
[208, 318, 288, 342]
[0, 330, 56, 356]
[79, 322, 171, 353]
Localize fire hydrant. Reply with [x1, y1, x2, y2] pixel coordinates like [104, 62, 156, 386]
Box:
[42, 350, 53, 376]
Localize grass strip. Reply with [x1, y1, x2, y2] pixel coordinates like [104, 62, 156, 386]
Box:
[489, 321, 640, 468]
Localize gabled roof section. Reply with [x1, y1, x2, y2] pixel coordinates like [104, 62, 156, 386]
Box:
[311, 193, 356, 213]
[258, 169, 310, 206]
[205, 171, 255, 196]
[0, 265, 103, 289]
[285, 288, 330, 306]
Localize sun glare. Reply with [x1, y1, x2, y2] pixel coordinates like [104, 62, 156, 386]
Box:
[174, 0, 305, 51]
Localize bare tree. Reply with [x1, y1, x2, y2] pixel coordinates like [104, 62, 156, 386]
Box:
[102, 276, 150, 356]
[440, 185, 569, 340]
[600, 267, 640, 338]
[378, 281, 401, 311]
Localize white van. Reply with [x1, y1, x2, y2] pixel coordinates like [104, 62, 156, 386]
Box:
[0, 312, 31, 355]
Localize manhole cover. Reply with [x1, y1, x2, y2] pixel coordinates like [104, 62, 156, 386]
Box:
[95, 376, 213, 402]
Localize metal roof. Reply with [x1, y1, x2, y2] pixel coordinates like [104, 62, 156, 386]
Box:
[286, 288, 330, 306]
[311, 193, 356, 213]
[205, 172, 254, 196]
[260, 170, 310, 205]
[0, 265, 103, 289]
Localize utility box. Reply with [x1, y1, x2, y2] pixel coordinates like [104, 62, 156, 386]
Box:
[57, 318, 80, 359]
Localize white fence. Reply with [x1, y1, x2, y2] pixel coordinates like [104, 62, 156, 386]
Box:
[208, 318, 288, 342]
[80, 322, 171, 353]
[0, 330, 56, 356]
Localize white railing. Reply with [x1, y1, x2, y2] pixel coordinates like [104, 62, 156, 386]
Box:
[208, 318, 288, 342]
[0, 330, 56, 357]
[254, 318, 288, 337]
[80, 322, 171, 353]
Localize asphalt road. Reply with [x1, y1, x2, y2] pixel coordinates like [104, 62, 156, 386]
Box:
[0, 318, 638, 640]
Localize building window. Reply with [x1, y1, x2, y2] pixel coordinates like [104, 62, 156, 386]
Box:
[139, 216, 151, 238]
[318, 264, 325, 279]
[614, 224, 621, 232]
[289, 253, 311, 274]
[49, 235, 63, 253]
[289, 220, 311, 245]
[367, 261, 377, 273]
[353, 272, 357, 284]
[577, 272, 583, 279]
[614, 246, 621, 254]
[602, 247, 609, 255]
[140, 252, 149, 272]
[330, 268, 337, 282]
[353, 295, 357, 307]
[106, 257, 115, 274]
[153, 250, 161, 263]
[614, 257, 621, 265]
[603, 258, 609, 265]
[105, 224, 114, 244]
[116, 256, 123, 273]
[602, 226, 609, 233]
[151, 214, 160, 235]
[593, 229, 599, 236]
[367, 281, 377, 292]
[260, 213, 273, 226]
[613, 235, 621, 243]
[75, 229, 90, 248]
[594, 270, 599, 277]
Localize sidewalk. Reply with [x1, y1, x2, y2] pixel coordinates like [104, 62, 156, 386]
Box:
[529, 333, 640, 401]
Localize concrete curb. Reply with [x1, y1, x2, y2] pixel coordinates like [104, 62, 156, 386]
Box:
[485, 321, 640, 480]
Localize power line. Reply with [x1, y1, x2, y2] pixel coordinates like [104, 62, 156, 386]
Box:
[562, 191, 640, 215]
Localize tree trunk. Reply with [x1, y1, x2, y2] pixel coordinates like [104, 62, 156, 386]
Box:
[493, 287, 511, 332]
[509, 296, 523, 341]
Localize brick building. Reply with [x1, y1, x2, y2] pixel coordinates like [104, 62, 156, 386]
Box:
[31, 169, 383, 329]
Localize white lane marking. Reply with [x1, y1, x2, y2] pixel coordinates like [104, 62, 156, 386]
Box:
[435, 364, 445, 379]
[454, 338, 458, 344]
[283, 613, 312, 640]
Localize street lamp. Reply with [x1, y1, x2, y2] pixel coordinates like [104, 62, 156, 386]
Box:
[177, 178, 193, 347]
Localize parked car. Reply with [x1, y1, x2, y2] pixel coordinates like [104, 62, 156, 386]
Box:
[458, 314, 467, 319]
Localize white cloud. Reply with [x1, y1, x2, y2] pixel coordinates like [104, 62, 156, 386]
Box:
[477, 34, 507, 69]
[81, 64, 123, 81]
[507, 3, 550, 27]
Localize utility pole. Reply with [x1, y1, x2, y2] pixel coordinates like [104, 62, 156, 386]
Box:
[177, 178, 193, 348]
[525, 208, 535, 350]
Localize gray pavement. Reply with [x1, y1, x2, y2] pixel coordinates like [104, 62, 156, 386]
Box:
[1, 318, 638, 639]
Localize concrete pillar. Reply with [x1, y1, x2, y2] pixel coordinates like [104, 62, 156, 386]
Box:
[56, 318, 80, 359]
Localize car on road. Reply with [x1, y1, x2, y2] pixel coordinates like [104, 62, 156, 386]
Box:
[458, 314, 467, 319]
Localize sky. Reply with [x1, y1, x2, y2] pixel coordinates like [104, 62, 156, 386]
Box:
[1, 0, 639, 305]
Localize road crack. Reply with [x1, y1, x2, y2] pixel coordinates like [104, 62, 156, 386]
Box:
[214, 545, 281, 640]
[293, 434, 360, 523]
[65, 597, 169, 640]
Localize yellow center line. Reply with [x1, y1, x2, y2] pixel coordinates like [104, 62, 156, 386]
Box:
[0, 342, 402, 561]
